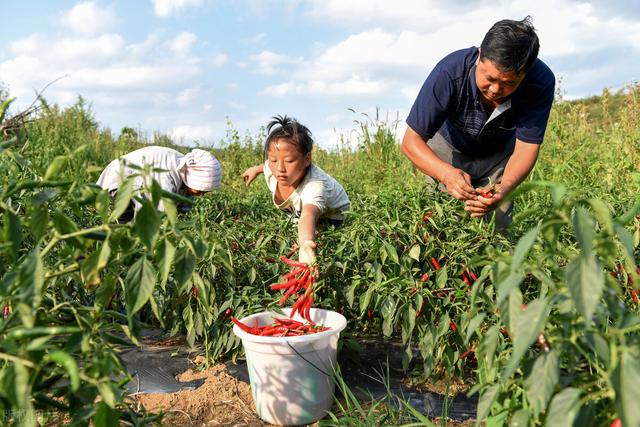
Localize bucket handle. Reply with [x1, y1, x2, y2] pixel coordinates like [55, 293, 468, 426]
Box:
[287, 342, 332, 377]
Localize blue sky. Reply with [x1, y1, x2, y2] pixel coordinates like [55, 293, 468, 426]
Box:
[1, 0, 639, 148]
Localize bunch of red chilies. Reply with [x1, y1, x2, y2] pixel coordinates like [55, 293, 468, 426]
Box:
[231, 317, 329, 337]
[232, 256, 324, 336]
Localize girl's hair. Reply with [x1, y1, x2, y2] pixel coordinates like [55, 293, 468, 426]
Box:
[264, 115, 314, 156]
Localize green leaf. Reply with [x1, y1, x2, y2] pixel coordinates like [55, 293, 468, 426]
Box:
[583, 332, 610, 368]
[30, 204, 49, 242]
[565, 254, 603, 321]
[163, 198, 178, 226]
[572, 207, 594, 255]
[47, 351, 80, 392]
[19, 249, 45, 313]
[94, 275, 116, 311]
[157, 239, 176, 289]
[96, 190, 110, 222]
[94, 401, 120, 426]
[4, 363, 35, 419]
[524, 350, 559, 416]
[109, 178, 134, 222]
[381, 296, 396, 337]
[133, 199, 160, 249]
[345, 282, 357, 308]
[408, 244, 421, 261]
[359, 285, 374, 315]
[402, 306, 416, 345]
[175, 248, 196, 291]
[496, 273, 523, 305]
[3, 210, 22, 261]
[125, 257, 157, 317]
[383, 241, 399, 264]
[44, 156, 67, 180]
[510, 409, 530, 427]
[418, 328, 434, 360]
[502, 298, 549, 380]
[612, 349, 640, 427]
[587, 199, 614, 235]
[464, 313, 485, 345]
[544, 388, 581, 427]
[510, 224, 539, 274]
[476, 384, 499, 425]
[97, 380, 116, 408]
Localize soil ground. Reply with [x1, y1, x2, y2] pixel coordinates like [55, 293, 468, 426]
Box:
[129, 333, 477, 426]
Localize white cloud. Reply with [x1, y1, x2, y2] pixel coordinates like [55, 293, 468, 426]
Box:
[61, 1, 117, 35]
[13, 34, 126, 65]
[260, 75, 388, 97]
[176, 87, 199, 105]
[251, 51, 303, 75]
[245, 33, 267, 45]
[260, 0, 640, 100]
[152, 0, 205, 18]
[208, 52, 228, 68]
[167, 32, 198, 57]
[169, 124, 219, 144]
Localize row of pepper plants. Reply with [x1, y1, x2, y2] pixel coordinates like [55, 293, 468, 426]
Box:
[1, 91, 639, 425]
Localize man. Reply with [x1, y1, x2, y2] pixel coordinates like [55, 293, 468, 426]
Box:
[401, 16, 555, 231]
[97, 145, 221, 221]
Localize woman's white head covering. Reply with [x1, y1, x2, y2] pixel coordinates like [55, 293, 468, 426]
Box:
[179, 149, 222, 192]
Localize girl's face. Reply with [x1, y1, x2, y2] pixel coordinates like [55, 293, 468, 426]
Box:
[267, 138, 311, 188]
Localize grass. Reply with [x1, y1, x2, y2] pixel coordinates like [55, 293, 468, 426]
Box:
[0, 84, 639, 425]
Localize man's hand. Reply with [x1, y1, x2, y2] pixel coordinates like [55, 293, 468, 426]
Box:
[464, 183, 507, 217]
[441, 166, 477, 200]
[241, 165, 262, 186]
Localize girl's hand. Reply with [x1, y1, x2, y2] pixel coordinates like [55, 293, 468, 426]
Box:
[298, 240, 317, 265]
[242, 165, 261, 186]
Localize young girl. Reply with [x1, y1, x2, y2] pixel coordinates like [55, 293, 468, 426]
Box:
[242, 116, 350, 264]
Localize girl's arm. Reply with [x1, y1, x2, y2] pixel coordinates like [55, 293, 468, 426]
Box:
[298, 204, 321, 264]
[242, 164, 264, 186]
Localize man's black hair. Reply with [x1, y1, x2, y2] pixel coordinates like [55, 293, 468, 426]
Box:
[480, 16, 540, 74]
[264, 115, 314, 156]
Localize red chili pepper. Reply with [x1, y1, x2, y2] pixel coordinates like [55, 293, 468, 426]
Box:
[421, 273, 429, 282]
[522, 303, 527, 312]
[460, 349, 475, 359]
[431, 257, 440, 271]
[3, 303, 9, 319]
[449, 320, 457, 333]
[632, 289, 638, 304]
[423, 211, 433, 222]
[479, 189, 493, 198]
[279, 256, 308, 268]
[610, 418, 621, 427]
[367, 308, 373, 320]
[224, 308, 232, 317]
[231, 317, 253, 333]
[193, 286, 197, 298]
[462, 272, 470, 289]
[469, 270, 477, 281]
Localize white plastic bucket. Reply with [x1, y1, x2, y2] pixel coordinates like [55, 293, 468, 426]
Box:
[232, 308, 347, 426]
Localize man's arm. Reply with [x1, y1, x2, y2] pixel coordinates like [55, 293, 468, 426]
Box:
[465, 139, 540, 217]
[401, 126, 476, 200]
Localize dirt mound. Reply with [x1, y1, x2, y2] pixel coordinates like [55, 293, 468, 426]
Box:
[133, 362, 263, 426]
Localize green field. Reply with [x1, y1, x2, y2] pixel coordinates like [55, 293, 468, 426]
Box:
[0, 85, 639, 426]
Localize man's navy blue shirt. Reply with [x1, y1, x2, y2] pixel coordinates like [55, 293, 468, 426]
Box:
[407, 47, 555, 157]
